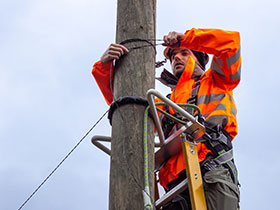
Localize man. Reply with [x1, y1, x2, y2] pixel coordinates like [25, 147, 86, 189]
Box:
[92, 28, 241, 210]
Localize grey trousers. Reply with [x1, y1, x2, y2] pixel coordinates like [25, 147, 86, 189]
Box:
[161, 166, 240, 210]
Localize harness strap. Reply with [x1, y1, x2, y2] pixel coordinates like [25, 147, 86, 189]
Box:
[226, 159, 239, 185]
[187, 79, 239, 185]
[198, 133, 238, 185]
[186, 80, 201, 115]
[160, 76, 239, 185]
[215, 149, 233, 165]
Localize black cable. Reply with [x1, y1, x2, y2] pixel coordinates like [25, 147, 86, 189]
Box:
[119, 38, 164, 54]
[129, 43, 164, 51]
[146, 38, 164, 41]
[18, 110, 109, 210]
[18, 38, 163, 210]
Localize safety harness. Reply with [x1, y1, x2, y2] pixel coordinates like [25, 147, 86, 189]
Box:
[162, 79, 239, 185]
[188, 79, 239, 185]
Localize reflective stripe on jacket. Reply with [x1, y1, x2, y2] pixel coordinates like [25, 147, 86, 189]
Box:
[157, 28, 241, 190]
[91, 28, 241, 191]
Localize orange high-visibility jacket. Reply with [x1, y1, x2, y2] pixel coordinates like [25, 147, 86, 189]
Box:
[92, 28, 241, 190]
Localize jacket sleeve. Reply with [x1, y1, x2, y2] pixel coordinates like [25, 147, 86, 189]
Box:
[180, 28, 241, 90]
[91, 60, 114, 105]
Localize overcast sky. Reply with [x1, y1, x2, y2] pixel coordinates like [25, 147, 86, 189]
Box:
[1, 0, 280, 209]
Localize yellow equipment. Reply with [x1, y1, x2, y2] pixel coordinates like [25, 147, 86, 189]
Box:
[92, 88, 207, 210]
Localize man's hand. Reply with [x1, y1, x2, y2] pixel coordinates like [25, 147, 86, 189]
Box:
[100, 43, 129, 63]
[163, 31, 185, 47]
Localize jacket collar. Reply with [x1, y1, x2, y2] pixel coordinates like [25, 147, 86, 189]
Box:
[156, 68, 178, 89]
[157, 57, 204, 89]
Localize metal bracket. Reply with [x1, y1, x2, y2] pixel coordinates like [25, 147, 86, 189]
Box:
[92, 89, 207, 210]
[155, 178, 188, 208]
[146, 89, 205, 147]
[91, 135, 111, 156]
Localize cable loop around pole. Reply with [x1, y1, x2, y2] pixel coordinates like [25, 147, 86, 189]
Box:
[108, 96, 149, 125]
[119, 38, 159, 54]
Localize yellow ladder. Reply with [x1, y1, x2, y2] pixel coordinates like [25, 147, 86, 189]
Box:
[91, 130, 207, 210]
[91, 89, 208, 210]
[182, 135, 207, 209]
[153, 126, 207, 210]
[147, 89, 207, 210]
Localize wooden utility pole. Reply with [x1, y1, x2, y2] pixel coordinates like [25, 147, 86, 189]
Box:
[109, 0, 156, 209]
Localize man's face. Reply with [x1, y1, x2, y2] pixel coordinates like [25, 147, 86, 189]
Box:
[170, 48, 198, 78]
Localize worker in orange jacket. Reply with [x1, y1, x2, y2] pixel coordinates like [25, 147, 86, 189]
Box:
[92, 28, 241, 210]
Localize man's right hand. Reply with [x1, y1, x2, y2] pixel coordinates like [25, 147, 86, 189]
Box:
[163, 31, 185, 48]
[100, 43, 129, 63]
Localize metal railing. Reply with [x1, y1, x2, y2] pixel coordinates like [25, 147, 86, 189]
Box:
[91, 135, 111, 156]
[91, 88, 206, 210]
[146, 89, 205, 142]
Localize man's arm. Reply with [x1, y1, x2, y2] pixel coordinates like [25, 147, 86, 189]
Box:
[163, 28, 241, 90]
[92, 44, 129, 105]
[181, 28, 241, 90]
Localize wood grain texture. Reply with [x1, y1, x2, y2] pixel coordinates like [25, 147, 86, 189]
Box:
[109, 0, 156, 209]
